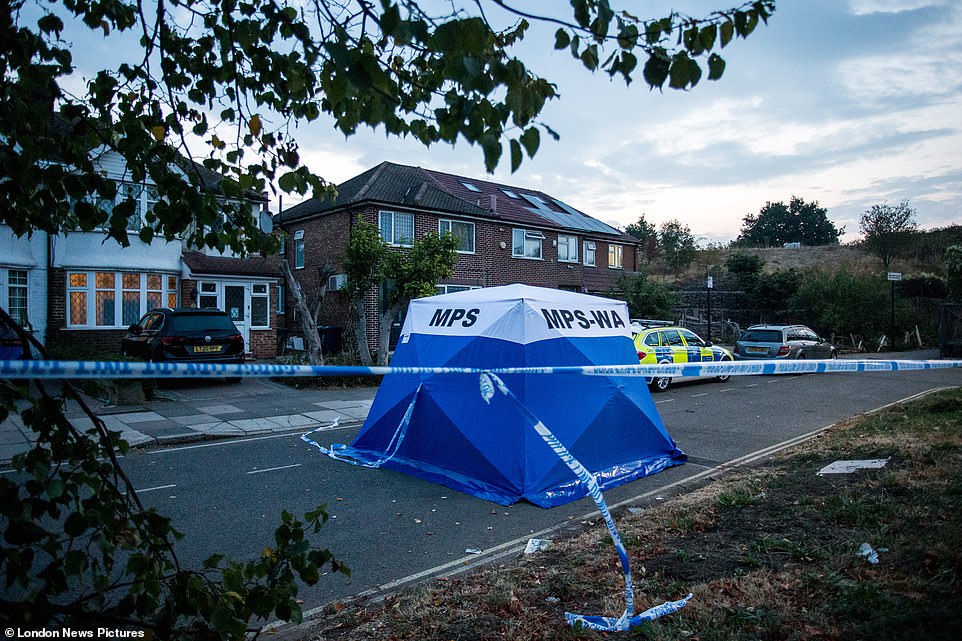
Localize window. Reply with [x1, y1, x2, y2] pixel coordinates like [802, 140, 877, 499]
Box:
[583, 241, 596, 267]
[67, 271, 178, 328]
[251, 283, 269, 327]
[608, 243, 623, 269]
[439, 219, 475, 253]
[662, 329, 685, 347]
[643, 332, 660, 347]
[512, 228, 544, 259]
[379, 211, 414, 246]
[293, 230, 304, 269]
[436, 284, 480, 295]
[276, 284, 285, 314]
[557, 235, 578, 263]
[119, 183, 159, 231]
[2, 269, 28, 326]
[500, 188, 520, 199]
[198, 282, 219, 309]
[679, 329, 705, 347]
[460, 181, 481, 192]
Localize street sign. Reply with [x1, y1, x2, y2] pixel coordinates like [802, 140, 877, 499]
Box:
[887, 272, 902, 281]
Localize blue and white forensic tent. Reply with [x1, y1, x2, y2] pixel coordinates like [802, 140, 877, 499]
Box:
[322, 284, 686, 507]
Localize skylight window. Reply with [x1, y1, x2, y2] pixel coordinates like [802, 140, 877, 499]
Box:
[460, 181, 481, 192]
[500, 188, 520, 199]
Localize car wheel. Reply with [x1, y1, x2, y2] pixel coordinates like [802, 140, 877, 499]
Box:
[715, 356, 733, 382]
[649, 376, 672, 393]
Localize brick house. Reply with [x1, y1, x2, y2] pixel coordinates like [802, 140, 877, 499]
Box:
[1, 150, 283, 359]
[278, 161, 642, 353]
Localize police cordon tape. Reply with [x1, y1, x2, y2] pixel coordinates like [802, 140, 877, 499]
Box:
[6, 355, 961, 632]
[2, 358, 962, 380]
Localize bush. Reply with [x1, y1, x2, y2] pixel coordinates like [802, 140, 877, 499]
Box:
[789, 268, 911, 337]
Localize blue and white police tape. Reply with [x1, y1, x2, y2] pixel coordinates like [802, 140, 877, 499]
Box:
[2, 358, 961, 380]
[303, 384, 422, 467]
[480, 371, 692, 631]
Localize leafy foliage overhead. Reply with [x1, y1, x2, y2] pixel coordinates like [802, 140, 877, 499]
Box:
[736, 196, 842, 247]
[2, 0, 775, 253]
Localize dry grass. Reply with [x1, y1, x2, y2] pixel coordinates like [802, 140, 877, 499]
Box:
[300, 388, 962, 641]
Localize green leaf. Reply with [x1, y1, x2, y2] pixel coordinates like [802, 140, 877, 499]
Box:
[554, 28, 570, 50]
[519, 127, 540, 158]
[47, 479, 64, 499]
[643, 53, 670, 89]
[720, 19, 734, 47]
[380, 4, 401, 36]
[699, 25, 717, 52]
[510, 139, 522, 172]
[707, 53, 726, 80]
[580, 44, 599, 71]
[668, 54, 691, 89]
[480, 136, 501, 173]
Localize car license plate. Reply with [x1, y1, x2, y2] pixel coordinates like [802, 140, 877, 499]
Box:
[193, 345, 222, 354]
[747, 346, 768, 354]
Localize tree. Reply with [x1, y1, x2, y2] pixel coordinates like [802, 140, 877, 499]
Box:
[343, 219, 389, 367]
[624, 214, 659, 264]
[2, 0, 775, 254]
[1, 0, 776, 633]
[282, 259, 337, 365]
[860, 199, 918, 271]
[736, 196, 841, 247]
[946, 245, 962, 301]
[377, 232, 460, 365]
[659, 219, 697, 272]
[612, 271, 679, 320]
[725, 251, 764, 290]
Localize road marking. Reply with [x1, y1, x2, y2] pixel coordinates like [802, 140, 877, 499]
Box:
[146, 431, 310, 454]
[691, 393, 708, 398]
[720, 388, 736, 392]
[745, 383, 759, 388]
[122, 483, 176, 495]
[654, 399, 675, 405]
[246, 463, 302, 475]
[138, 483, 177, 493]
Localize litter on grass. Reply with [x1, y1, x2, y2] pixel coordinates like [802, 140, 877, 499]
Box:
[524, 538, 552, 554]
[818, 458, 890, 475]
[858, 542, 888, 564]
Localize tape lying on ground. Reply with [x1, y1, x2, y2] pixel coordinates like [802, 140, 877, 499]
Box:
[2, 358, 960, 380]
[480, 371, 691, 631]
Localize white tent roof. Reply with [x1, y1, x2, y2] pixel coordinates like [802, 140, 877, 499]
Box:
[401, 284, 631, 345]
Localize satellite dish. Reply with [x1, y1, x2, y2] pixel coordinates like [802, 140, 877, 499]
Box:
[258, 210, 274, 234]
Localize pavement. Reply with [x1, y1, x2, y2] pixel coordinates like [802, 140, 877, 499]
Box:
[0, 375, 377, 466]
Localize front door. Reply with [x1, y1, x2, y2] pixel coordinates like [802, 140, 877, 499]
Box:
[224, 285, 250, 353]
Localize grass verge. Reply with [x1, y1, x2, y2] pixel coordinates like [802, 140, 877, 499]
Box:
[301, 387, 962, 640]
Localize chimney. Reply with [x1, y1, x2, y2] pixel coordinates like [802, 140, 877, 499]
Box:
[489, 194, 498, 211]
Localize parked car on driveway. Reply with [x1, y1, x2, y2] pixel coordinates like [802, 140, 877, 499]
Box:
[121, 308, 245, 381]
[632, 321, 734, 392]
[734, 324, 837, 360]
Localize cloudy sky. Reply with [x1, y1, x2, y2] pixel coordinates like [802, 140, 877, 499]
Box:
[289, 0, 962, 245]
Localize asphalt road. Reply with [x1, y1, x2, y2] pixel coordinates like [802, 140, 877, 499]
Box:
[120, 365, 962, 620]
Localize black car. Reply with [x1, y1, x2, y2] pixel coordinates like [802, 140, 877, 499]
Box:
[121, 308, 245, 379]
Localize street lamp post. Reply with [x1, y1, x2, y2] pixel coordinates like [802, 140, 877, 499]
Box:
[706, 268, 714, 342]
[887, 271, 902, 348]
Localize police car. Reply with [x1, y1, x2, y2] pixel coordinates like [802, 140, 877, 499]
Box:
[631, 320, 734, 392]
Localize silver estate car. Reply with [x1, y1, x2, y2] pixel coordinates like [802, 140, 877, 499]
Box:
[734, 324, 837, 360]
